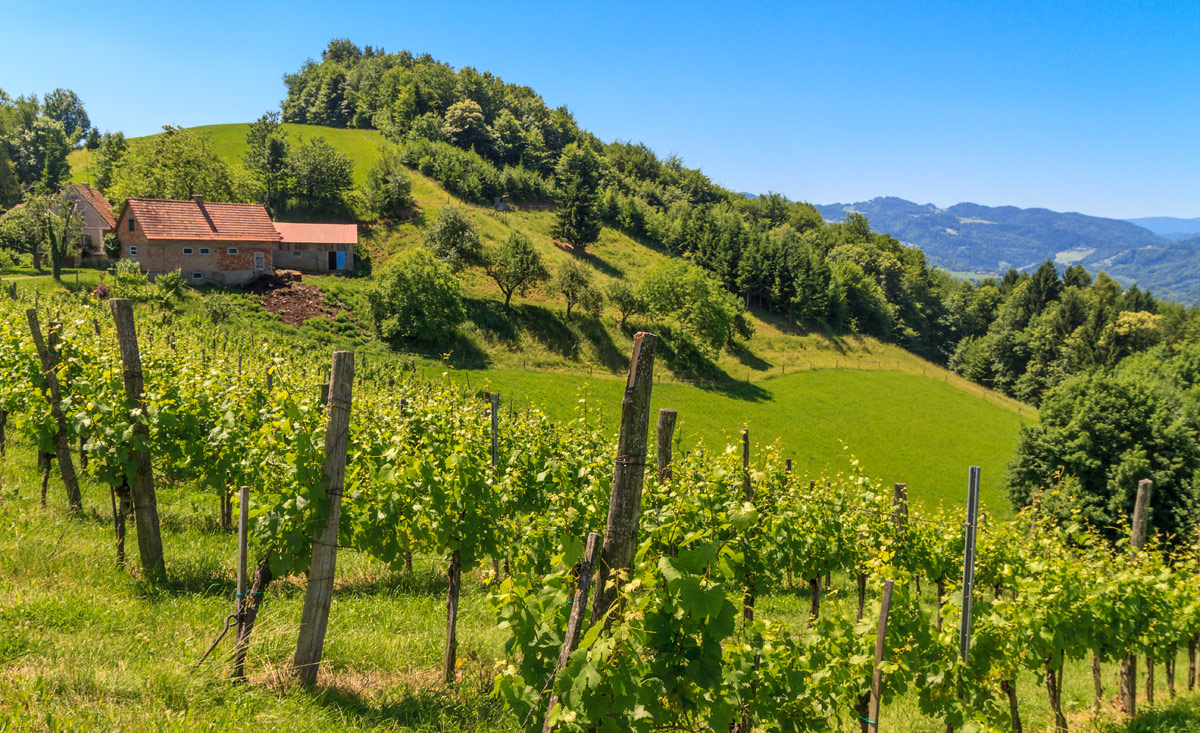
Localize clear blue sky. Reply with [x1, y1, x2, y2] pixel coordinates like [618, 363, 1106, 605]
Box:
[2, 0, 1196, 218]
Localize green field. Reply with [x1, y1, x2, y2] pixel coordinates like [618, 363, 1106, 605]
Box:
[64, 122, 1034, 513]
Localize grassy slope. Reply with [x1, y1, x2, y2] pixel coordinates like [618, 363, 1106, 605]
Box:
[65, 123, 1032, 513]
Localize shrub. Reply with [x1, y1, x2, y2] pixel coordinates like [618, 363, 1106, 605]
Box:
[155, 269, 185, 300]
[91, 283, 110, 300]
[606, 281, 645, 327]
[396, 137, 501, 204]
[424, 206, 481, 271]
[204, 294, 234, 323]
[639, 261, 742, 353]
[362, 147, 414, 219]
[102, 232, 121, 260]
[367, 249, 465, 346]
[111, 259, 153, 301]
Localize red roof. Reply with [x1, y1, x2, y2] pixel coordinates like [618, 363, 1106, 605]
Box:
[123, 198, 281, 242]
[274, 222, 358, 245]
[70, 183, 116, 228]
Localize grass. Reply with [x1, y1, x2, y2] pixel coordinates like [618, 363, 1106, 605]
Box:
[61, 123, 1034, 515]
[3, 439, 1196, 732]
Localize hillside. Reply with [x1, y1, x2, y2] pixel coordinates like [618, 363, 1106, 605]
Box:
[818, 196, 1200, 303]
[1125, 215, 1200, 240]
[64, 123, 1031, 511]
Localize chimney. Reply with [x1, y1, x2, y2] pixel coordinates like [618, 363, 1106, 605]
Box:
[193, 194, 205, 205]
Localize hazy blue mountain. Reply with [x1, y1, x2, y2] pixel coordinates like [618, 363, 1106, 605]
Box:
[1124, 216, 1200, 241]
[817, 197, 1200, 304]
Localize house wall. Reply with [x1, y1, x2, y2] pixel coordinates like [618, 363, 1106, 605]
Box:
[115, 209, 274, 285]
[275, 242, 354, 272]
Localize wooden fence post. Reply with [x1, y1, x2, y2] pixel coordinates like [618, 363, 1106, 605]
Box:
[110, 300, 169, 583]
[959, 467, 981, 664]
[892, 483, 908, 534]
[293, 350, 355, 686]
[741, 428, 753, 623]
[543, 532, 602, 732]
[858, 579, 895, 733]
[490, 392, 500, 469]
[1121, 478, 1154, 715]
[656, 409, 677, 483]
[591, 332, 657, 627]
[26, 312, 82, 511]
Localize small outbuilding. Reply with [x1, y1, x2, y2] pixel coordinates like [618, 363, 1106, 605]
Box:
[272, 222, 357, 273]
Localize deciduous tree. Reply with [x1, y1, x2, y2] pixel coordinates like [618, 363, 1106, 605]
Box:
[484, 232, 548, 308]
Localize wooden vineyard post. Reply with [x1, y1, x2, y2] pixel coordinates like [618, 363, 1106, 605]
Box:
[543, 532, 602, 732]
[110, 300, 167, 582]
[958, 466, 981, 705]
[892, 483, 908, 535]
[293, 350, 355, 687]
[858, 579, 895, 733]
[444, 548, 461, 684]
[236, 485, 249, 620]
[656, 409, 677, 483]
[591, 332, 657, 628]
[490, 392, 499, 469]
[26, 312, 82, 511]
[741, 428, 754, 623]
[1121, 478, 1154, 715]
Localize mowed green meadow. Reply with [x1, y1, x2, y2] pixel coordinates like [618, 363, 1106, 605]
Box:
[434, 363, 1029, 514]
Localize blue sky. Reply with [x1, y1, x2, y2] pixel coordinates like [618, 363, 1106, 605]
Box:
[2, 0, 1196, 218]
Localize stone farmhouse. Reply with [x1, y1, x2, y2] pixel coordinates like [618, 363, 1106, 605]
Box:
[112, 196, 356, 285]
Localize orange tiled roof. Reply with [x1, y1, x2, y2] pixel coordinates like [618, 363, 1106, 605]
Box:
[125, 198, 282, 243]
[70, 183, 116, 228]
[274, 222, 358, 245]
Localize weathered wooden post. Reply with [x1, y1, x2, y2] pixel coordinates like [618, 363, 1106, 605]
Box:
[490, 392, 499, 469]
[236, 485, 249, 621]
[859, 579, 896, 733]
[26, 312, 82, 511]
[655, 409, 677, 483]
[293, 350, 354, 687]
[543, 532, 602, 732]
[110, 300, 166, 581]
[892, 482, 908, 534]
[741, 428, 754, 623]
[1121, 478, 1154, 715]
[591, 332, 657, 627]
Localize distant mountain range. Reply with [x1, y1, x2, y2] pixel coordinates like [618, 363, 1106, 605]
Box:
[1124, 216, 1200, 241]
[816, 197, 1200, 304]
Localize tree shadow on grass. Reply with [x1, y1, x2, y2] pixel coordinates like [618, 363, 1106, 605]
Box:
[554, 241, 623, 278]
[652, 330, 770, 402]
[576, 316, 628, 373]
[726, 340, 772, 371]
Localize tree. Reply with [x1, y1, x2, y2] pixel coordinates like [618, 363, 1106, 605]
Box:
[41, 89, 90, 144]
[367, 249, 465, 345]
[554, 259, 602, 319]
[361, 147, 413, 220]
[93, 132, 126, 192]
[102, 231, 120, 260]
[10, 117, 71, 190]
[244, 112, 290, 216]
[484, 232, 548, 308]
[552, 142, 602, 247]
[0, 204, 44, 269]
[1008, 369, 1200, 543]
[606, 280, 645, 327]
[289, 136, 354, 213]
[424, 206, 481, 270]
[108, 126, 251, 207]
[442, 99, 492, 154]
[25, 189, 83, 280]
[638, 260, 742, 352]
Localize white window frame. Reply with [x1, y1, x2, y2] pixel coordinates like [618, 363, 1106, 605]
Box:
[128, 245, 138, 259]
[191, 272, 203, 280]
[227, 247, 239, 255]
[182, 247, 193, 255]
[199, 248, 210, 255]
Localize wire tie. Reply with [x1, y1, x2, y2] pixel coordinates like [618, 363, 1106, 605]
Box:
[860, 715, 877, 725]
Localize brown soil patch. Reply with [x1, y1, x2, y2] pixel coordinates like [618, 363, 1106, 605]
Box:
[245, 276, 345, 328]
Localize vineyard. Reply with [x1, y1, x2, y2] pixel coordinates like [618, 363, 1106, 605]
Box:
[2, 286, 1199, 732]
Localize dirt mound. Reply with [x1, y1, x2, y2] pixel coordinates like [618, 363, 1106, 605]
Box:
[245, 277, 345, 328]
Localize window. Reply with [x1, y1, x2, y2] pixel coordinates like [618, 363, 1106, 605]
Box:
[81, 234, 93, 248]
[292, 249, 302, 256]
[199, 248, 210, 255]
[227, 247, 238, 255]
[182, 247, 193, 255]
[128, 217, 136, 233]
[192, 272, 203, 280]
[128, 245, 137, 262]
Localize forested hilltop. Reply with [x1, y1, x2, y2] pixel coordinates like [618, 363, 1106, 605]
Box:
[279, 41, 1196, 392]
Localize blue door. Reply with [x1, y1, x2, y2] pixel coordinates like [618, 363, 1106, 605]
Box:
[336, 251, 346, 270]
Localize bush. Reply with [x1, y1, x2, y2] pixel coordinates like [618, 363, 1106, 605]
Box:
[111, 259, 153, 301]
[204, 294, 235, 323]
[91, 283, 110, 300]
[367, 249, 465, 346]
[638, 261, 742, 353]
[102, 232, 121, 260]
[396, 137, 501, 204]
[362, 147, 414, 219]
[424, 206, 481, 271]
[155, 269, 185, 300]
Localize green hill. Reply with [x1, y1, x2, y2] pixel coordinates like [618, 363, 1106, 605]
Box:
[66, 123, 1032, 513]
